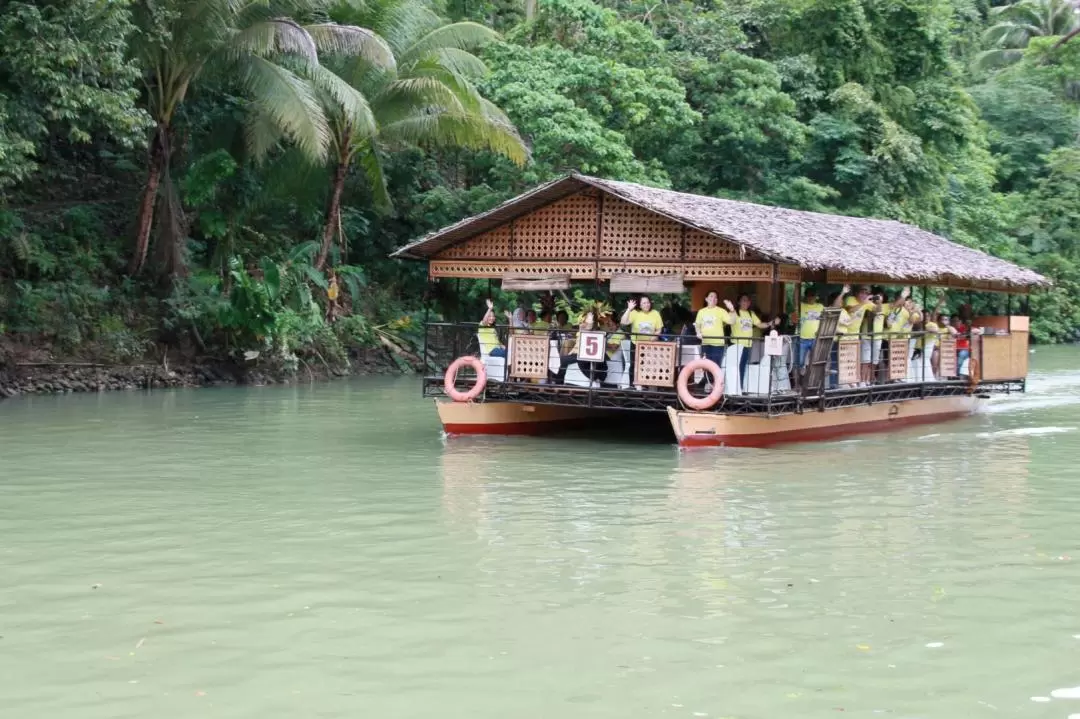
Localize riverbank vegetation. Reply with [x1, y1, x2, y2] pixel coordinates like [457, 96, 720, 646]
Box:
[2, 0, 1079, 374]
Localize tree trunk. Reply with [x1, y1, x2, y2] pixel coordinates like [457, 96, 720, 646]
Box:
[1053, 26, 1080, 49]
[130, 125, 168, 275]
[316, 153, 349, 271]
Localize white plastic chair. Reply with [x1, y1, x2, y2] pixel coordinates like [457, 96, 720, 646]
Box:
[679, 343, 704, 385]
[604, 340, 631, 389]
[563, 361, 593, 388]
[724, 344, 743, 395]
[478, 333, 506, 382]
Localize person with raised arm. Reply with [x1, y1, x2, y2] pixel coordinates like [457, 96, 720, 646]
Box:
[620, 295, 663, 390]
[477, 299, 507, 358]
[724, 294, 780, 393]
[843, 286, 877, 386]
[826, 287, 853, 388]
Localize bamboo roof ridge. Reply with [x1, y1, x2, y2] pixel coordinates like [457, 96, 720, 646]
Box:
[391, 173, 1049, 290]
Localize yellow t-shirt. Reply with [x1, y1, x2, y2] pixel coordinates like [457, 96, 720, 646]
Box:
[478, 326, 501, 354]
[530, 320, 550, 334]
[628, 309, 663, 342]
[873, 303, 889, 335]
[835, 308, 854, 337]
[695, 306, 730, 346]
[919, 321, 939, 349]
[731, 310, 759, 348]
[799, 302, 825, 340]
[886, 306, 910, 338]
[605, 331, 626, 359]
[843, 297, 874, 338]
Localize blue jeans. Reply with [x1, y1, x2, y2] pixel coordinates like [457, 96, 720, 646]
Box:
[702, 344, 725, 367]
[738, 344, 751, 389]
[798, 338, 814, 368]
[828, 344, 838, 388]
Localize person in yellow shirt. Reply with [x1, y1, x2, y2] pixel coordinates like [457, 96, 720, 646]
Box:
[878, 287, 911, 381]
[723, 294, 779, 392]
[870, 291, 889, 379]
[795, 287, 825, 368]
[530, 310, 552, 334]
[619, 295, 664, 390]
[557, 311, 607, 386]
[477, 299, 506, 358]
[601, 316, 626, 361]
[844, 286, 877, 385]
[825, 289, 854, 388]
[694, 291, 730, 367]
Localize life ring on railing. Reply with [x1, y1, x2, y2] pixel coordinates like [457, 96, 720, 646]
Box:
[677, 358, 724, 411]
[444, 356, 487, 402]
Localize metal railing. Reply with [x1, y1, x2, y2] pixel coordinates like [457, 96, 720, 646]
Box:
[422, 322, 1021, 415]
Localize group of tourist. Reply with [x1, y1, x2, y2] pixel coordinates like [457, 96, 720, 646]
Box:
[803, 285, 978, 387]
[475, 285, 978, 391]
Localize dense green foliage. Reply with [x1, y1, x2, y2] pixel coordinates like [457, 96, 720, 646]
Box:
[2, 0, 1080, 367]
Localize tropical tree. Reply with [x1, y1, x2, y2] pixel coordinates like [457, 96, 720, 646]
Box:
[128, 0, 394, 276]
[313, 0, 528, 270]
[978, 0, 1080, 68]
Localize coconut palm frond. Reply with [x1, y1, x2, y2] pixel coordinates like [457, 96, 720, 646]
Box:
[306, 63, 378, 138]
[305, 23, 396, 70]
[228, 18, 318, 61]
[237, 54, 331, 162]
[381, 109, 528, 165]
[975, 47, 1028, 69]
[354, 141, 393, 210]
[374, 76, 469, 122]
[418, 46, 490, 80]
[400, 22, 499, 65]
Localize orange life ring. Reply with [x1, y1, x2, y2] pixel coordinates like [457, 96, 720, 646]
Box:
[444, 355, 487, 402]
[677, 358, 724, 411]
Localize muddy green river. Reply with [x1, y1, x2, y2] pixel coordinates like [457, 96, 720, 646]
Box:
[2, 347, 1080, 718]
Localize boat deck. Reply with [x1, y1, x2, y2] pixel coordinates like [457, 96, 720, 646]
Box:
[424, 375, 1024, 416]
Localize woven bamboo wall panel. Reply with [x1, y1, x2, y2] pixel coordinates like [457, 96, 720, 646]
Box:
[939, 336, 957, 378]
[600, 197, 682, 259]
[888, 340, 909, 381]
[778, 265, 802, 282]
[438, 225, 510, 259]
[508, 335, 550, 379]
[597, 263, 775, 281]
[683, 263, 774, 281]
[430, 261, 596, 279]
[838, 339, 859, 386]
[683, 229, 743, 260]
[634, 342, 677, 387]
[512, 192, 599, 259]
[599, 263, 682, 279]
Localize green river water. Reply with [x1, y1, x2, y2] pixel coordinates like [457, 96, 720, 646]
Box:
[2, 347, 1080, 718]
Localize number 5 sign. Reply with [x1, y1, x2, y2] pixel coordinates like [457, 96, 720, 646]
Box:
[577, 331, 606, 362]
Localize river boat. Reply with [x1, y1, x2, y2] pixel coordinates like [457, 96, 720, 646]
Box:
[391, 174, 1047, 447]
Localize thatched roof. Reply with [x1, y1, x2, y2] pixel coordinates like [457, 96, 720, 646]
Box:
[391, 173, 1049, 290]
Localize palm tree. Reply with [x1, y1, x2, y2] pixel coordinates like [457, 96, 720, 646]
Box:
[128, 0, 394, 276]
[978, 0, 1080, 68]
[312, 0, 529, 270]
